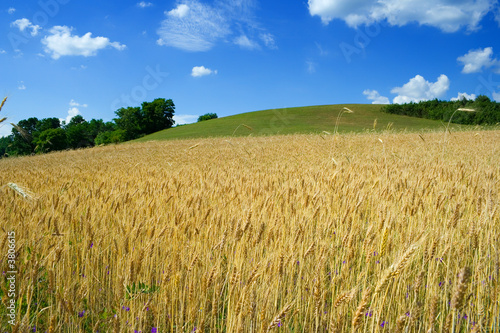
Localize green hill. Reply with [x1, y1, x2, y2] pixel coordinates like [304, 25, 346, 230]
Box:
[134, 104, 467, 142]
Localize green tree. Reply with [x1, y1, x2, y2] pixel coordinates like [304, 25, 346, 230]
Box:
[114, 98, 175, 141]
[0, 136, 13, 157]
[114, 107, 143, 141]
[87, 119, 115, 139]
[10, 117, 39, 155]
[95, 129, 127, 145]
[34, 128, 67, 153]
[197, 113, 218, 122]
[141, 98, 175, 134]
[37, 118, 61, 132]
[65, 115, 86, 127]
[66, 122, 91, 148]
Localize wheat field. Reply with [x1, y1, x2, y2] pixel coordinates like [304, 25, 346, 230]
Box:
[0, 130, 499, 332]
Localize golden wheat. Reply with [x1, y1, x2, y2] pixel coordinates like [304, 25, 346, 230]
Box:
[0, 130, 498, 332]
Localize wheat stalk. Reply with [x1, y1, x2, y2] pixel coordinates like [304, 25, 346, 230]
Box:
[351, 287, 371, 332]
[7, 183, 34, 200]
[266, 302, 293, 332]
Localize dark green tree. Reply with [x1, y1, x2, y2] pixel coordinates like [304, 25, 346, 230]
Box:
[10, 117, 39, 155]
[0, 136, 13, 157]
[87, 119, 115, 139]
[66, 122, 91, 148]
[37, 118, 61, 132]
[114, 107, 143, 141]
[95, 129, 127, 145]
[65, 115, 86, 127]
[197, 113, 218, 122]
[34, 128, 67, 153]
[141, 98, 175, 134]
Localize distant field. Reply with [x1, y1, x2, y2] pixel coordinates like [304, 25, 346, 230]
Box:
[135, 104, 472, 142]
[1, 130, 499, 332]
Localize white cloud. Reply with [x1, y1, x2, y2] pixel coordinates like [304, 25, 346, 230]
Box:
[0, 49, 6, 54]
[451, 92, 477, 101]
[234, 35, 260, 50]
[168, 3, 189, 17]
[8, 8, 16, 15]
[61, 100, 87, 124]
[62, 107, 81, 124]
[457, 47, 499, 74]
[157, 0, 274, 52]
[191, 66, 217, 77]
[260, 33, 277, 49]
[493, 91, 500, 102]
[137, 1, 153, 8]
[174, 114, 198, 125]
[363, 89, 390, 104]
[42, 26, 126, 59]
[69, 99, 88, 108]
[157, 1, 230, 51]
[307, 0, 495, 32]
[391, 74, 450, 104]
[18, 81, 26, 90]
[11, 18, 42, 36]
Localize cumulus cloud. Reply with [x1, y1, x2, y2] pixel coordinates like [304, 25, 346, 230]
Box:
[391, 74, 450, 104]
[174, 114, 198, 125]
[18, 81, 26, 90]
[0, 49, 6, 54]
[137, 1, 153, 8]
[168, 3, 190, 17]
[8, 8, 16, 14]
[307, 0, 495, 32]
[234, 35, 260, 50]
[61, 100, 87, 124]
[457, 47, 499, 74]
[157, 0, 275, 52]
[363, 89, 390, 104]
[451, 92, 477, 101]
[493, 91, 500, 102]
[69, 99, 88, 108]
[191, 66, 217, 77]
[42, 26, 126, 59]
[11, 18, 41, 36]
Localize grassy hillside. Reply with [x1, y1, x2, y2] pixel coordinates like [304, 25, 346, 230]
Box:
[135, 104, 468, 142]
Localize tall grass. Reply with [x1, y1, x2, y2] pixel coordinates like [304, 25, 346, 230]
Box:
[0, 130, 499, 332]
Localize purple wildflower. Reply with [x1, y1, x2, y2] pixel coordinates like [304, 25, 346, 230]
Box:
[78, 311, 85, 318]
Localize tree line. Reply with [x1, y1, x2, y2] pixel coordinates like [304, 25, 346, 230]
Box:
[381, 95, 500, 125]
[0, 98, 175, 157]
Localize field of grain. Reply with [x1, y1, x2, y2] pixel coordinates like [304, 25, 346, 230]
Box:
[0, 130, 499, 332]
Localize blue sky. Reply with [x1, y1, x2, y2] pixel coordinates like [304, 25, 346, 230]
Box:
[1, 0, 500, 136]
